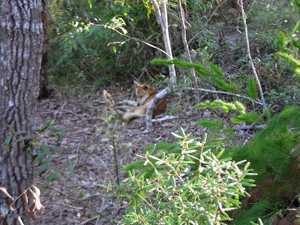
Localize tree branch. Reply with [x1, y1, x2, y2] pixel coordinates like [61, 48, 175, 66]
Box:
[183, 87, 264, 106]
[238, 0, 267, 109]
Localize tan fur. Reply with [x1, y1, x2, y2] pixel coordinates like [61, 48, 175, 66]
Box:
[123, 81, 167, 123]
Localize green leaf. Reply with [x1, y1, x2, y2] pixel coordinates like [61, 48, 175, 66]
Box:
[41, 143, 53, 159]
[112, 46, 117, 53]
[52, 146, 63, 152]
[216, 149, 225, 159]
[67, 160, 75, 179]
[247, 76, 257, 100]
[230, 112, 260, 123]
[16, 135, 30, 142]
[292, 20, 300, 33]
[87, 0, 92, 9]
[5, 133, 14, 151]
[37, 119, 55, 133]
[35, 160, 51, 177]
[42, 173, 62, 187]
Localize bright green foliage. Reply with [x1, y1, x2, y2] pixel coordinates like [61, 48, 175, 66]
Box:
[195, 99, 261, 124]
[247, 76, 257, 99]
[276, 17, 300, 81]
[101, 131, 256, 224]
[276, 52, 300, 80]
[232, 106, 300, 178]
[48, 0, 162, 86]
[230, 112, 260, 123]
[212, 77, 239, 93]
[235, 198, 277, 224]
[229, 107, 300, 224]
[235, 101, 246, 114]
[209, 62, 223, 77]
[196, 100, 237, 112]
[196, 119, 223, 130]
[151, 58, 239, 93]
[263, 107, 271, 119]
[151, 58, 212, 77]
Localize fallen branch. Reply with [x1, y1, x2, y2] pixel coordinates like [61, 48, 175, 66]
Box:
[146, 86, 172, 129]
[152, 115, 179, 122]
[116, 100, 138, 106]
[233, 125, 266, 131]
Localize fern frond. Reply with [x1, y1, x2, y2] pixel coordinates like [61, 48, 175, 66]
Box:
[212, 78, 239, 93]
[197, 119, 223, 129]
[230, 112, 260, 123]
[235, 101, 246, 114]
[209, 62, 223, 77]
[247, 76, 257, 100]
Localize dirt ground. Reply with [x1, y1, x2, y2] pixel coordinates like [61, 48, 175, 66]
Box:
[33, 84, 248, 224]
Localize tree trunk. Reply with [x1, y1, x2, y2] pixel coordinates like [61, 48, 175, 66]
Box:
[0, 0, 43, 224]
[150, 0, 177, 84]
[146, 0, 177, 129]
[39, 0, 50, 99]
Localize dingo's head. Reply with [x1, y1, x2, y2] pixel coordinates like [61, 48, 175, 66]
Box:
[134, 81, 158, 106]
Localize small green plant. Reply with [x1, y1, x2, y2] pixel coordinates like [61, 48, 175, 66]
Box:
[34, 119, 70, 187]
[100, 130, 256, 224]
[4, 119, 70, 187]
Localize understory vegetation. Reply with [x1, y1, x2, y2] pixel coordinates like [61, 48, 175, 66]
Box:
[44, 0, 300, 224]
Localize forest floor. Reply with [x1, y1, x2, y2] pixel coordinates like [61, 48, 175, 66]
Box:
[34, 83, 252, 224]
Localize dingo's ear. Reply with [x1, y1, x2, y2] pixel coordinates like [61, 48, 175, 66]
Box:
[134, 81, 142, 87]
[143, 85, 148, 91]
[147, 85, 158, 95]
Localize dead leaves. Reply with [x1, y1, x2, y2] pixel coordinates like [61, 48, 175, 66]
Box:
[0, 185, 45, 223]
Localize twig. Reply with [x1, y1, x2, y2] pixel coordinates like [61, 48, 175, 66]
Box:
[178, 0, 202, 135]
[106, 25, 171, 58]
[152, 115, 179, 122]
[181, 87, 263, 105]
[233, 125, 266, 130]
[206, 0, 228, 25]
[238, 0, 267, 109]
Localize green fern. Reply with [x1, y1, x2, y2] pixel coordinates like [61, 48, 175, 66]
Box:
[230, 112, 260, 123]
[197, 119, 223, 130]
[209, 62, 223, 77]
[247, 76, 257, 99]
[195, 100, 237, 112]
[212, 77, 239, 93]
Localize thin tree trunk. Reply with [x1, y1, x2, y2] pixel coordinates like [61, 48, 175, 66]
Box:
[39, 0, 50, 99]
[150, 0, 177, 84]
[177, 0, 202, 135]
[238, 0, 267, 109]
[147, 0, 177, 129]
[0, 0, 43, 224]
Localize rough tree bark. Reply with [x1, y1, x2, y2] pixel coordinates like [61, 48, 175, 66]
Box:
[0, 0, 44, 224]
[39, 0, 50, 99]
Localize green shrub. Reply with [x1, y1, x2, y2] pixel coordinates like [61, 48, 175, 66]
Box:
[101, 130, 256, 224]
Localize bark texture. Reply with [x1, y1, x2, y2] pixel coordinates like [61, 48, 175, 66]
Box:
[39, 0, 50, 99]
[0, 0, 43, 224]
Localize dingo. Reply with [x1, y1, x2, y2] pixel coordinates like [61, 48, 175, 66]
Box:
[122, 81, 167, 123]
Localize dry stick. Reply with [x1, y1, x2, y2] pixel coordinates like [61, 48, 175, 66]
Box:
[146, 86, 172, 129]
[177, 0, 202, 135]
[238, 0, 267, 109]
[206, 0, 228, 25]
[107, 26, 171, 58]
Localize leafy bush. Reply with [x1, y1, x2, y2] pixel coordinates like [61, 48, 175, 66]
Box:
[101, 130, 256, 224]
